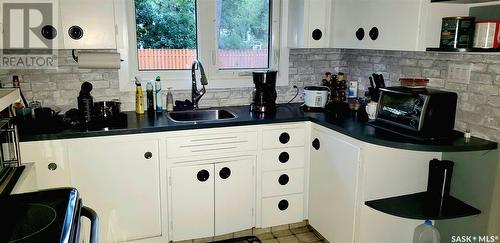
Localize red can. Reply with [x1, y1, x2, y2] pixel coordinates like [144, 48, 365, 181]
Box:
[473, 20, 500, 49]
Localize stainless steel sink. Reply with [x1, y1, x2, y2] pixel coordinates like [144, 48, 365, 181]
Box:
[167, 109, 238, 122]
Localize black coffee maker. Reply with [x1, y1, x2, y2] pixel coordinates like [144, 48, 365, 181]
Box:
[251, 71, 277, 113]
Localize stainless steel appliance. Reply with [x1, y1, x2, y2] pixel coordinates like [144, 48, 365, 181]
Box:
[250, 71, 277, 113]
[369, 86, 458, 140]
[303, 86, 330, 110]
[0, 118, 22, 190]
[0, 188, 99, 243]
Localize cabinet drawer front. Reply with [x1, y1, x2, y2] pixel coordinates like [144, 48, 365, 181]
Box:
[261, 194, 304, 227]
[262, 128, 305, 149]
[262, 169, 304, 197]
[167, 132, 257, 158]
[262, 147, 305, 171]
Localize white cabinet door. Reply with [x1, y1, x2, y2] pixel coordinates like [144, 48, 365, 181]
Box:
[333, 0, 424, 51]
[67, 137, 161, 242]
[288, 0, 333, 48]
[19, 140, 70, 190]
[170, 164, 215, 241]
[59, 0, 116, 49]
[214, 158, 255, 236]
[308, 128, 361, 243]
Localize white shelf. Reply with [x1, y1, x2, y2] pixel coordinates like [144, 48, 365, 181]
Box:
[0, 89, 20, 112]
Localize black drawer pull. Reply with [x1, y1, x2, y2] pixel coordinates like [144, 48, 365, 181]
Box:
[48, 163, 57, 171]
[278, 200, 289, 211]
[369, 27, 379, 40]
[144, 152, 153, 159]
[278, 152, 289, 163]
[219, 167, 231, 179]
[279, 132, 290, 144]
[197, 170, 210, 182]
[312, 138, 320, 150]
[278, 174, 289, 185]
[312, 29, 322, 40]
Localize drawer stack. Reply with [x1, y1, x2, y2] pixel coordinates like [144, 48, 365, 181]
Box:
[260, 125, 306, 227]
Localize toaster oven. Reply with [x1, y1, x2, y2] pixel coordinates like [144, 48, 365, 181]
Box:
[374, 87, 458, 135]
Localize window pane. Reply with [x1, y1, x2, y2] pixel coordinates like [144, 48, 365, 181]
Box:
[135, 0, 197, 70]
[216, 0, 270, 70]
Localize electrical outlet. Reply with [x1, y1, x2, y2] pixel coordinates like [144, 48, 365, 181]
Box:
[447, 64, 472, 84]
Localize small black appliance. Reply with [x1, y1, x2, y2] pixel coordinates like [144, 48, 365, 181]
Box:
[250, 71, 277, 113]
[368, 86, 458, 141]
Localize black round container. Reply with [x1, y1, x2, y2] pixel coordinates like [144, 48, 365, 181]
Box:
[440, 16, 475, 48]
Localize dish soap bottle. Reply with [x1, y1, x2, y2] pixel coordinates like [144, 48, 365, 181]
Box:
[134, 76, 144, 114]
[146, 81, 154, 114]
[155, 76, 163, 112]
[166, 88, 174, 112]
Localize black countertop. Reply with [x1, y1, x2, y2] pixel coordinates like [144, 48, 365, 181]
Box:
[17, 103, 497, 152]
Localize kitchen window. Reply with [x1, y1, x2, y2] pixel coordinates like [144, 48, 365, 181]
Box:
[117, 0, 287, 90]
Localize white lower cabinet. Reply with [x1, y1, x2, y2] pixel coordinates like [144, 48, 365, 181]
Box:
[309, 126, 361, 243]
[170, 164, 215, 240]
[261, 194, 304, 227]
[67, 136, 162, 243]
[19, 140, 70, 190]
[170, 156, 255, 241]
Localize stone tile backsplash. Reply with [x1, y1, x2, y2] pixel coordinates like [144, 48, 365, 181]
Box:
[289, 48, 500, 142]
[2, 49, 499, 141]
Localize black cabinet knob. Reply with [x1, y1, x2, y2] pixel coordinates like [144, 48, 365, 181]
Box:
[68, 25, 84, 40]
[312, 29, 323, 40]
[197, 170, 210, 182]
[41, 25, 57, 40]
[144, 152, 153, 159]
[369, 27, 379, 40]
[278, 152, 289, 163]
[48, 163, 57, 171]
[219, 167, 231, 179]
[312, 138, 320, 150]
[278, 174, 289, 185]
[278, 200, 289, 211]
[279, 132, 290, 144]
[356, 28, 365, 40]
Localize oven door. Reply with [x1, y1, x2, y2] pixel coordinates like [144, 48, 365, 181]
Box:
[376, 91, 429, 131]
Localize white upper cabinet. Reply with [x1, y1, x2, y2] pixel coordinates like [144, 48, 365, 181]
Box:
[59, 0, 116, 49]
[288, 0, 334, 48]
[332, 0, 425, 51]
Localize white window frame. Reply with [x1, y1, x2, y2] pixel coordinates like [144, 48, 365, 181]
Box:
[115, 0, 289, 92]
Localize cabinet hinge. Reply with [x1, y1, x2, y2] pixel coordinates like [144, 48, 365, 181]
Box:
[169, 176, 172, 186]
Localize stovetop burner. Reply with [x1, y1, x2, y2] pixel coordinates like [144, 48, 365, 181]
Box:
[0, 188, 80, 243]
[3, 203, 57, 242]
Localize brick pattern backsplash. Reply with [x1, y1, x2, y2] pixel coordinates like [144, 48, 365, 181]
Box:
[289, 48, 500, 142]
[3, 49, 498, 141]
[1, 50, 301, 112]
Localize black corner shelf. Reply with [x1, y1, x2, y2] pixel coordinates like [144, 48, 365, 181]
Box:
[365, 192, 481, 220]
[426, 47, 500, 53]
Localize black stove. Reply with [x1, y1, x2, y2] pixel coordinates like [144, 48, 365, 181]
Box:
[0, 188, 98, 243]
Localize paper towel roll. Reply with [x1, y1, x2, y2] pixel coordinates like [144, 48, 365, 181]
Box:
[77, 52, 121, 69]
